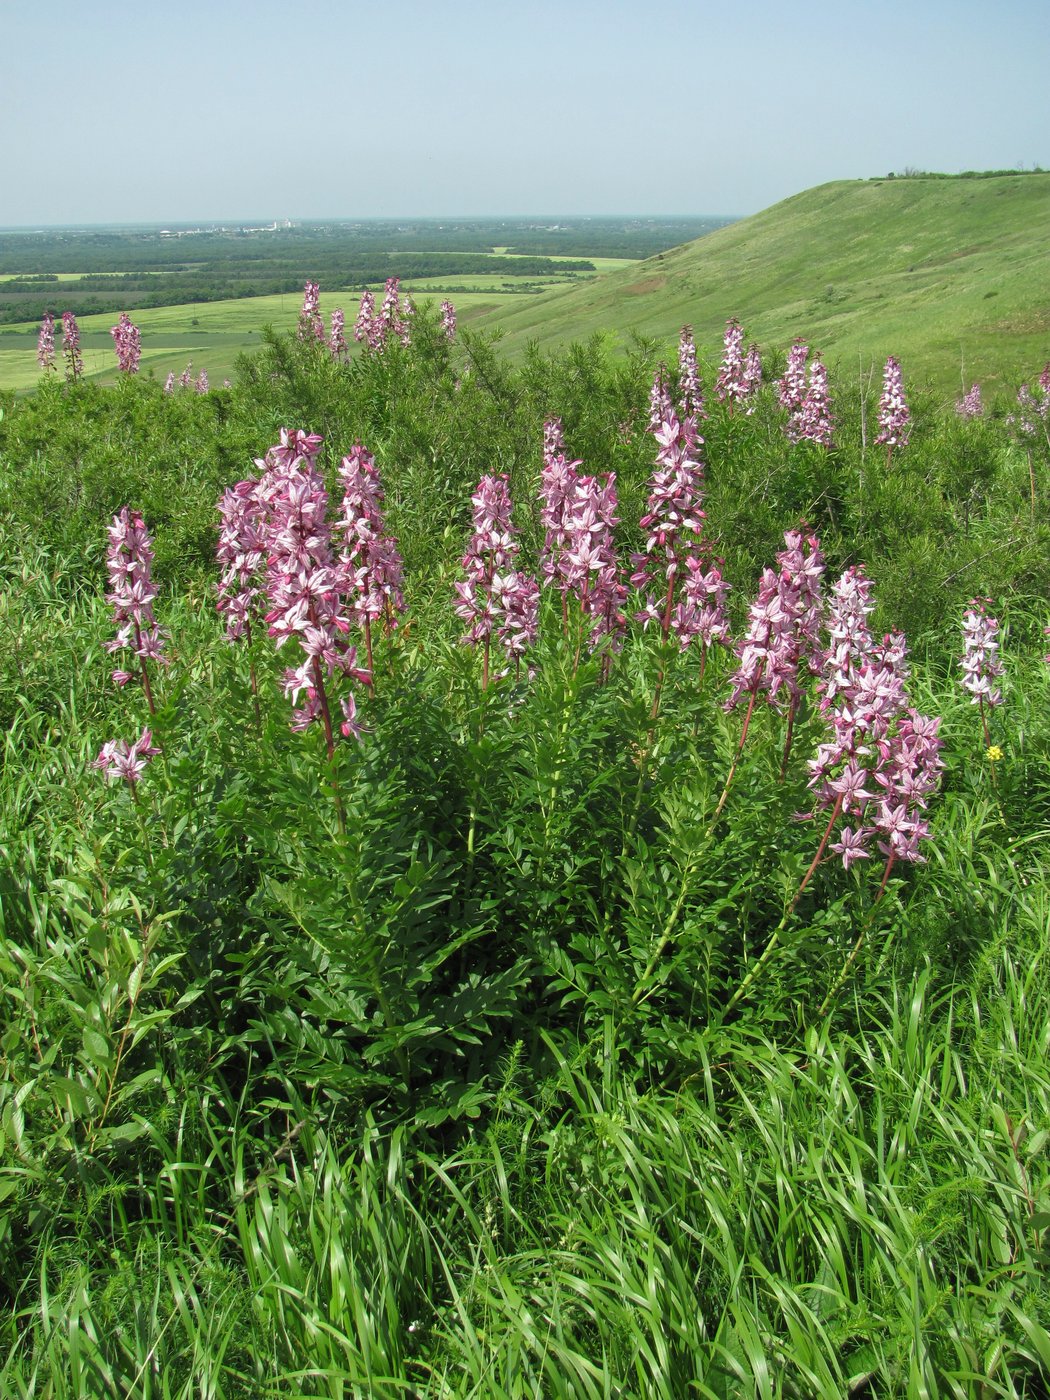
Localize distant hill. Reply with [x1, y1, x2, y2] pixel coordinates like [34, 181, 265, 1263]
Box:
[470, 174, 1050, 395]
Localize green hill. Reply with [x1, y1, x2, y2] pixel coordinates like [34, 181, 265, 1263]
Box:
[470, 174, 1050, 395]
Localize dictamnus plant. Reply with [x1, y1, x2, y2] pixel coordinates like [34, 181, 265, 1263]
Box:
[792, 353, 835, 446]
[256, 429, 370, 756]
[956, 383, 983, 418]
[538, 418, 625, 672]
[726, 571, 943, 1017]
[110, 311, 141, 374]
[354, 290, 380, 349]
[718, 527, 825, 804]
[104, 507, 168, 714]
[876, 354, 911, 466]
[93, 727, 160, 800]
[630, 388, 707, 716]
[960, 597, 1005, 752]
[454, 473, 538, 688]
[742, 340, 762, 407]
[676, 326, 705, 420]
[334, 442, 406, 680]
[216, 477, 268, 723]
[777, 339, 809, 423]
[328, 307, 347, 361]
[441, 298, 457, 341]
[36, 311, 55, 372]
[715, 317, 747, 411]
[61, 310, 83, 383]
[298, 280, 324, 342]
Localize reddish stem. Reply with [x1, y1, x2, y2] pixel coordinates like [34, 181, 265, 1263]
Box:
[311, 656, 336, 763]
[780, 698, 798, 782]
[789, 793, 843, 915]
[874, 852, 897, 906]
[711, 686, 758, 823]
[132, 619, 156, 717]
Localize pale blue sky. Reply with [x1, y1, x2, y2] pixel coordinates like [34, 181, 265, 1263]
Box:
[3, 0, 1047, 223]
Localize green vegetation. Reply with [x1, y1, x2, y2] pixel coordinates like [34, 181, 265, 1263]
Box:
[2, 286, 1050, 1395]
[0, 217, 728, 326]
[471, 174, 1050, 393]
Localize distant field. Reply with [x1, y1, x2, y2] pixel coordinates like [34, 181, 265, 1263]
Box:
[0, 275, 632, 393]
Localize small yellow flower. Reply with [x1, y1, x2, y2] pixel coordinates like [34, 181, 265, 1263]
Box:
[986, 745, 1003, 763]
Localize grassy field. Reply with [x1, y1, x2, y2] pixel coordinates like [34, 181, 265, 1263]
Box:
[470, 174, 1050, 394]
[0, 263, 636, 393]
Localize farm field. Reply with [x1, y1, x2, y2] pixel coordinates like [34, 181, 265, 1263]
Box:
[0, 260, 636, 393]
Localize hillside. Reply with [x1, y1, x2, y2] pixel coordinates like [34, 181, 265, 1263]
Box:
[470, 174, 1050, 394]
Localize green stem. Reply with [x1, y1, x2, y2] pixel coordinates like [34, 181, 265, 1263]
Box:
[721, 794, 843, 1019]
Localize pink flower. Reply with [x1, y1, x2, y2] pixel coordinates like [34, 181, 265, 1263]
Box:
[61, 312, 83, 383]
[354, 291, 381, 350]
[792, 355, 834, 446]
[456, 473, 539, 674]
[715, 319, 747, 406]
[956, 384, 982, 419]
[93, 728, 160, 788]
[217, 478, 267, 641]
[726, 530, 825, 713]
[256, 429, 368, 743]
[875, 356, 910, 454]
[742, 343, 762, 409]
[778, 341, 809, 416]
[328, 308, 347, 361]
[298, 281, 324, 342]
[110, 312, 141, 374]
[334, 443, 406, 647]
[105, 508, 168, 707]
[630, 396, 706, 647]
[960, 598, 1004, 707]
[441, 299, 457, 342]
[677, 327, 705, 420]
[37, 313, 56, 371]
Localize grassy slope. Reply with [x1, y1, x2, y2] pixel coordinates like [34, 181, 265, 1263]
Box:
[469, 175, 1050, 394]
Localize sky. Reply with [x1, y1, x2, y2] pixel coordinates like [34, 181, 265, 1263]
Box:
[3, 0, 1048, 225]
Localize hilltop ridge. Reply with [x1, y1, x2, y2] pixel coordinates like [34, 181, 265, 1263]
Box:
[471, 174, 1050, 392]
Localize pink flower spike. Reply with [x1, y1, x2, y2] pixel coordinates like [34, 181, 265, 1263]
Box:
[960, 598, 1004, 708]
[110, 312, 141, 374]
[105, 508, 167, 713]
[716, 318, 747, 407]
[875, 356, 910, 460]
[956, 384, 982, 419]
[298, 281, 324, 342]
[61, 311, 84, 383]
[778, 341, 809, 417]
[37, 313, 56, 371]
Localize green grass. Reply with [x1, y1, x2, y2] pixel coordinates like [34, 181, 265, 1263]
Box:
[4, 306, 1050, 1396]
[0, 264, 635, 394]
[469, 174, 1050, 393]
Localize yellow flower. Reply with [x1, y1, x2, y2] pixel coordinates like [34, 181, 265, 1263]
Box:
[986, 745, 1003, 763]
